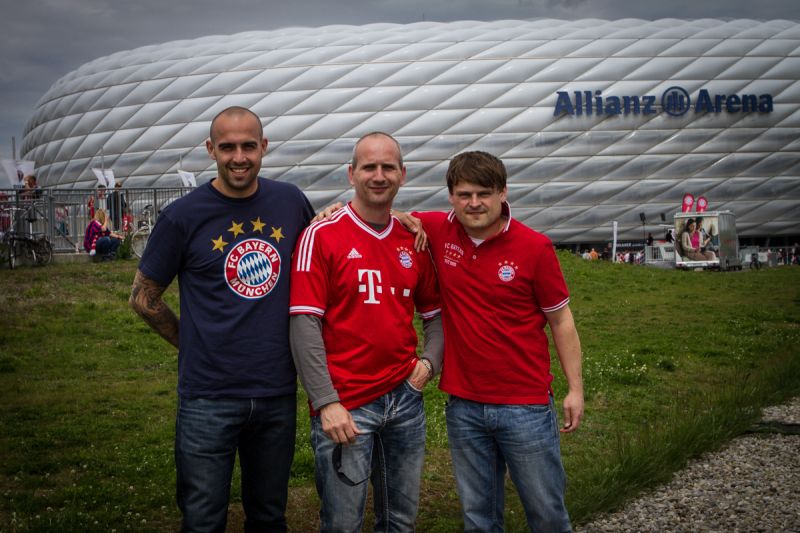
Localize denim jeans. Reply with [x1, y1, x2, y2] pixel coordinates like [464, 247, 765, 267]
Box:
[95, 236, 120, 256]
[445, 396, 571, 533]
[175, 394, 296, 533]
[310, 381, 426, 532]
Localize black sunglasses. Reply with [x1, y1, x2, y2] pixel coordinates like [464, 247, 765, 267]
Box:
[332, 444, 369, 487]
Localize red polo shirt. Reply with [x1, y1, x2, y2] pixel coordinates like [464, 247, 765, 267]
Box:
[415, 206, 569, 404]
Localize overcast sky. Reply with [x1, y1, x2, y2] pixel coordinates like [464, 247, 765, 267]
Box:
[1, 0, 798, 161]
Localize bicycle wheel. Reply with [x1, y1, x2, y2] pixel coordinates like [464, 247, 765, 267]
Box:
[3, 237, 17, 270]
[7, 237, 17, 270]
[20, 240, 37, 267]
[131, 229, 150, 258]
[34, 238, 53, 266]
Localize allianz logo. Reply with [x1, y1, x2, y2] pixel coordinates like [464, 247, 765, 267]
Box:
[554, 86, 774, 117]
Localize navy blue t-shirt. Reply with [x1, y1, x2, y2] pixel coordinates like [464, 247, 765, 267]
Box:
[139, 178, 314, 399]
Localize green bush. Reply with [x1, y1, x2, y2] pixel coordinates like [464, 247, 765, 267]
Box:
[117, 233, 133, 260]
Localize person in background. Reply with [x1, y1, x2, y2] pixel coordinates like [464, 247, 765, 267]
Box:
[751, 250, 761, 270]
[16, 175, 42, 231]
[108, 181, 127, 231]
[83, 208, 122, 261]
[22, 175, 40, 198]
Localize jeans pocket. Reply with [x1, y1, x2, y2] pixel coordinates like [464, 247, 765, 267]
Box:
[404, 379, 424, 394]
[514, 403, 559, 443]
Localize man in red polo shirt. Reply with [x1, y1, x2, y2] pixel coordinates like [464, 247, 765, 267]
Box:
[289, 132, 442, 532]
[414, 151, 583, 532]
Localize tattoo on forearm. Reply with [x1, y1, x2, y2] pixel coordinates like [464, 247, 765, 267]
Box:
[130, 270, 179, 348]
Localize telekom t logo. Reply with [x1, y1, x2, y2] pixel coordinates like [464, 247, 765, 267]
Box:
[358, 269, 382, 304]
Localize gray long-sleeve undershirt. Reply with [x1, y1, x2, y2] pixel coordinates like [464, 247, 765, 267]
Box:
[290, 313, 444, 411]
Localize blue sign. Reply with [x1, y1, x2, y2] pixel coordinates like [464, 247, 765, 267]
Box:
[554, 87, 773, 117]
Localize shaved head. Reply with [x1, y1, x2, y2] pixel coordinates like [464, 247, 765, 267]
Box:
[351, 132, 403, 169]
[210, 106, 263, 142]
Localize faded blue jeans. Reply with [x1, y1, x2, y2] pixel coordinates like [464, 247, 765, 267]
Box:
[175, 394, 296, 533]
[445, 395, 571, 533]
[310, 381, 427, 532]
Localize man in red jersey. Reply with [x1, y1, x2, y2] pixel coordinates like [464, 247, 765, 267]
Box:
[289, 132, 443, 532]
[414, 151, 583, 532]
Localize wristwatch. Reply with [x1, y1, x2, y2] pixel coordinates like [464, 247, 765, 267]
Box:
[419, 358, 434, 380]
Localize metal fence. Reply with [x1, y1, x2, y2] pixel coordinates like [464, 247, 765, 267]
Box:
[643, 243, 798, 268]
[0, 187, 193, 253]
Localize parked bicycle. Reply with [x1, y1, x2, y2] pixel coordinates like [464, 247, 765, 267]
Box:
[1, 206, 53, 269]
[131, 204, 154, 258]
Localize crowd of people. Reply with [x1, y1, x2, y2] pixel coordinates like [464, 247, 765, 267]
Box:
[755, 246, 800, 267]
[579, 245, 644, 264]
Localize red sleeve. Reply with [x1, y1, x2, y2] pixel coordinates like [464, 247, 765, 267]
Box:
[532, 237, 570, 313]
[413, 210, 448, 235]
[289, 223, 330, 317]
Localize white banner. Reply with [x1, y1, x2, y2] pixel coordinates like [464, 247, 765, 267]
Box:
[1, 159, 34, 188]
[91, 168, 115, 188]
[178, 169, 196, 187]
[612, 221, 618, 263]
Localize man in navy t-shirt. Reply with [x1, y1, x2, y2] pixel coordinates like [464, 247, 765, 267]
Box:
[130, 106, 313, 532]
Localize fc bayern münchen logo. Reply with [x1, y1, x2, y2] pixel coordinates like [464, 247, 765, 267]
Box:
[498, 264, 516, 282]
[398, 249, 413, 269]
[224, 238, 281, 299]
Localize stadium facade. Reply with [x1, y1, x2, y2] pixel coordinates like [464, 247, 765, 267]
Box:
[21, 19, 800, 244]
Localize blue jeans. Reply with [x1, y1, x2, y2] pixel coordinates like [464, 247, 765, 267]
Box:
[95, 236, 120, 256]
[446, 396, 571, 533]
[175, 394, 296, 533]
[310, 381, 426, 532]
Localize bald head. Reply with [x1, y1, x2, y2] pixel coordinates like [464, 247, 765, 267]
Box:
[209, 107, 263, 143]
[351, 132, 403, 169]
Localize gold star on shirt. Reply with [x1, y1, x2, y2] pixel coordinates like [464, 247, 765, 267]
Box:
[211, 235, 228, 252]
[228, 220, 245, 238]
[251, 217, 266, 234]
[270, 226, 285, 242]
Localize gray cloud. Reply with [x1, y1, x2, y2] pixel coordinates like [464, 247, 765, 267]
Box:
[1, 0, 799, 160]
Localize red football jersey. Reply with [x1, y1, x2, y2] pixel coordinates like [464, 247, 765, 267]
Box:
[415, 207, 569, 404]
[291, 204, 441, 410]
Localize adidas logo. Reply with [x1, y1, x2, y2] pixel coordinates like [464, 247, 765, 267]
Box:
[347, 248, 362, 259]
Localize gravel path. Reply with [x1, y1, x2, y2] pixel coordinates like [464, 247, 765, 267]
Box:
[576, 397, 800, 533]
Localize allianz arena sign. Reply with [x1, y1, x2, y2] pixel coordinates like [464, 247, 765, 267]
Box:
[554, 87, 775, 117]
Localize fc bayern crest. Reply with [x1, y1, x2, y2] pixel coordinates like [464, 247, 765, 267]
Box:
[224, 238, 281, 299]
[397, 247, 413, 269]
[498, 264, 516, 282]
